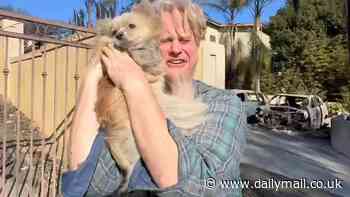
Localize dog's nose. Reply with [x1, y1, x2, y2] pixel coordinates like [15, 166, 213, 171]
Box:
[116, 32, 123, 40]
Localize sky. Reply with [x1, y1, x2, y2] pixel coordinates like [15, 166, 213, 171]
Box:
[0, 0, 286, 24]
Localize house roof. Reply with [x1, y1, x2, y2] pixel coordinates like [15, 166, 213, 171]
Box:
[207, 18, 224, 28]
[207, 19, 264, 31]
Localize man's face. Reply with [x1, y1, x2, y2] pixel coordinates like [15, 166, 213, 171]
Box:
[159, 9, 199, 82]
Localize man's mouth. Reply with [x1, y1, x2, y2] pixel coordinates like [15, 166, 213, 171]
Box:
[167, 59, 186, 66]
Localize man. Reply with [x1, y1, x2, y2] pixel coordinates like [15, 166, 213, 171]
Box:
[63, 0, 247, 196]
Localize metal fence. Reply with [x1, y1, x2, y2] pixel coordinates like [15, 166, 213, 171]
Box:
[0, 10, 96, 197]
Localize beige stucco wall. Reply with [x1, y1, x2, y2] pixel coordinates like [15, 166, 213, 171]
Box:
[194, 26, 226, 89]
[204, 25, 222, 44]
[197, 40, 226, 89]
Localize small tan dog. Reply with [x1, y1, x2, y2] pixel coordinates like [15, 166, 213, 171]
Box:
[92, 0, 207, 192]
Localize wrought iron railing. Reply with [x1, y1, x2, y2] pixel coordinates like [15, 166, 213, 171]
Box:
[0, 10, 96, 197]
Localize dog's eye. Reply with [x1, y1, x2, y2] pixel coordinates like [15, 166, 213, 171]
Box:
[112, 30, 117, 36]
[128, 24, 136, 29]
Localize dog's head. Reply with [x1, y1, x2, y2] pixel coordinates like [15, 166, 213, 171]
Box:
[96, 0, 162, 50]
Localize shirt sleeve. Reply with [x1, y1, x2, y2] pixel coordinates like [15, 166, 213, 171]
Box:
[61, 129, 123, 197]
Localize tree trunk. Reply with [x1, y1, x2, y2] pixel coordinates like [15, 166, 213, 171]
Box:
[254, 15, 261, 92]
[256, 60, 262, 92]
[222, 26, 237, 89]
[254, 15, 261, 31]
[347, 0, 350, 64]
[87, 0, 94, 28]
[292, 0, 300, 13]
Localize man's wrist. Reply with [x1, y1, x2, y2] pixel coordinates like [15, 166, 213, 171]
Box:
[86, 60, 103, 80]
[84, 68, 101, 84]
[121, 75, 149, 93]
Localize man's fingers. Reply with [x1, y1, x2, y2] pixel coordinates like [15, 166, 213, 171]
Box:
[102, 46, 129, 62]
[101, 54, 110, 69]
[110, 47, 122, 55]
[102, 46, 114, 57]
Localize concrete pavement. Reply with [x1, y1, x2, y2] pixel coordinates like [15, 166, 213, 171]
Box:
[241, 125, 350, 197]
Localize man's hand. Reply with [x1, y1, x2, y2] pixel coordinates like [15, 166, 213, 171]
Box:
[86, 55, 104, 83]
[101, 46, 147, 90]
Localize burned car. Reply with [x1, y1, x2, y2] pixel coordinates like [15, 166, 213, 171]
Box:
[231, 89, 269, 123]
[262, 94, 329, 130]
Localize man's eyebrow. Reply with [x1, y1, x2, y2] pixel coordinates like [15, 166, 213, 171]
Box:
[160, 33, 173, 39]
[160, 37, 173, 42]
[179, 34, 191, 40]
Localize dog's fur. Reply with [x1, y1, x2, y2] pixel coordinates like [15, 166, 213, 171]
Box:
[92, 0, 208, 192]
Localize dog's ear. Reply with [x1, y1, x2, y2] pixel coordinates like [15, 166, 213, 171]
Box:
[132, 0, 156, 16]
[96, 19, 113, 36]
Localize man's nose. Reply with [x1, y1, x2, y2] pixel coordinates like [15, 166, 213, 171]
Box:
[170, 40, 181, 55]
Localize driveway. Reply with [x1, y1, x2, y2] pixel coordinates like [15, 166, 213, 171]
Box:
[241, 125, 350, 197]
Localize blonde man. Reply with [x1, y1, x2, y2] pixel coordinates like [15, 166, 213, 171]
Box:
[62, 0, 247, 196]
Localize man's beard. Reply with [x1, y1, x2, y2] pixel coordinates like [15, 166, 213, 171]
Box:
[164, 71, 194, 99]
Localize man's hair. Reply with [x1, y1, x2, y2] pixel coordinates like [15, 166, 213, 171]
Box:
[151, 0, 207, 45]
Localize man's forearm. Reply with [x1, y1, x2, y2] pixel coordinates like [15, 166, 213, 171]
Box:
[69, 75, 100, 170]
[123, 80, 179, 188]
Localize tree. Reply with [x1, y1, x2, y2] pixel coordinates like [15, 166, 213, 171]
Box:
[261, 67, 326, 96]
[71, 0, 137, 27]
[346, 0, 350, 63]
[264, 0, 349, 99]
[292, 0, 349, 64]
[249, 0, 273, 31]
[196, 0, 249, 89]
[341, 84, 350, 111]
[248, 30, 271, 91]
[95, 0, 117, 19]
[248, 0, 273, 92]
[73, 8, 86, 27]
[87, 0, 95, 28]
[291, 0, 300, 13]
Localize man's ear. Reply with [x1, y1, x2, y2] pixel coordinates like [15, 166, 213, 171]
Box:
[96, 19, 113, 36]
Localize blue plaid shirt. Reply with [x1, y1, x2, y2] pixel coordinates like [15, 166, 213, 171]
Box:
[62, 80, 247, 197]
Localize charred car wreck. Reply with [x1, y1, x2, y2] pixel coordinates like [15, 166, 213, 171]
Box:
[258, 94, 329, 130]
